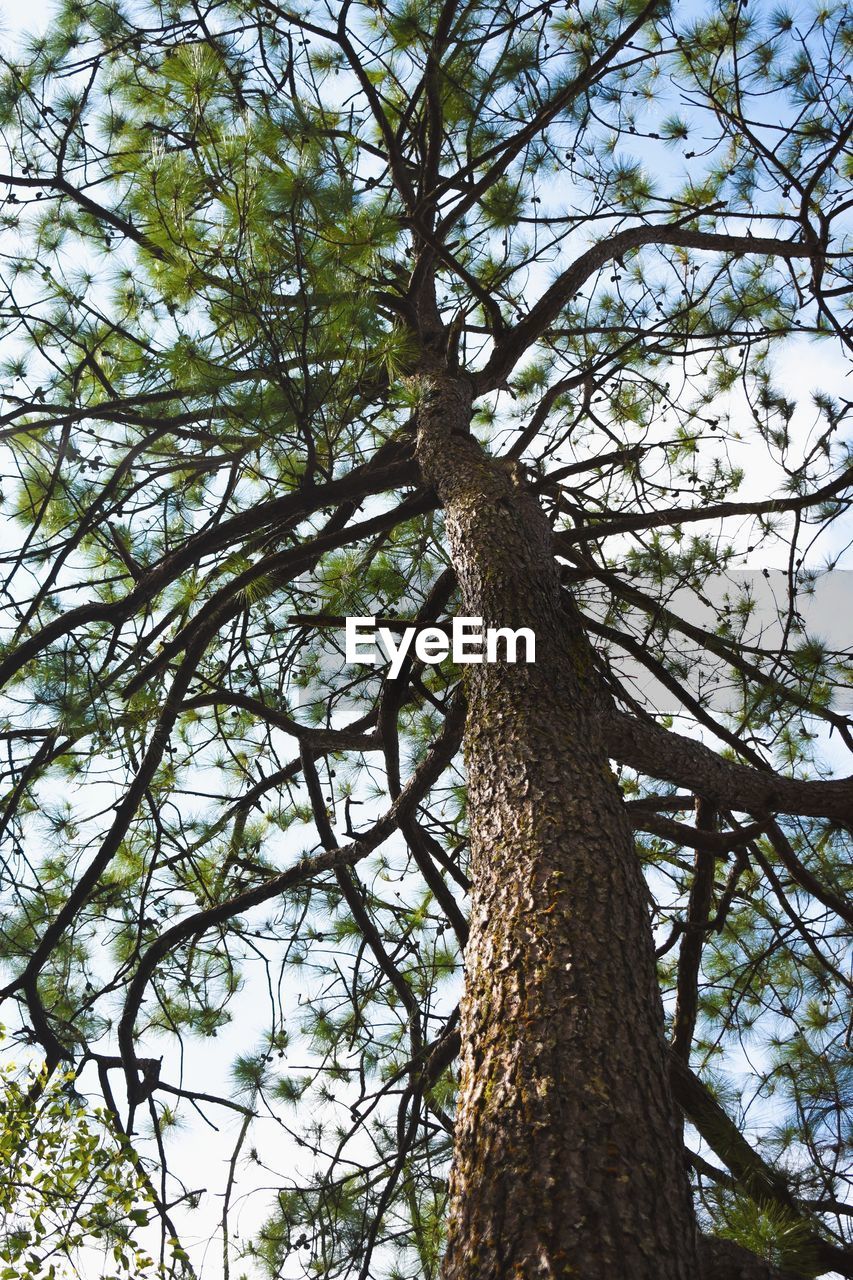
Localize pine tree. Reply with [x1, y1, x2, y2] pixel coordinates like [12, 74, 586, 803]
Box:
[0, 1, 850, 1277]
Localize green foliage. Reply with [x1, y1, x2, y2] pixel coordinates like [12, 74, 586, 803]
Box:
[0, 1035, 185, 1279]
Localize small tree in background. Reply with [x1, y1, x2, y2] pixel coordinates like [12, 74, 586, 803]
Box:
[0, 1030, 178, 1279]
[0, 0, 850, 1276]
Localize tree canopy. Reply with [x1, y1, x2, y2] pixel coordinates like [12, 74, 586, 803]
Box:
[0, 0, 850, 1276]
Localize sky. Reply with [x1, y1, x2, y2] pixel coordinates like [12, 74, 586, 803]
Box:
[0, 0, 53, 43]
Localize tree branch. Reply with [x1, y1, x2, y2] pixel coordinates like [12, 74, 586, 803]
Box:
[607, 710, 853, 823]
[698, 1236, 809, 1280]
[478, 225, 825, 391]
[116, 696, 464, 1111]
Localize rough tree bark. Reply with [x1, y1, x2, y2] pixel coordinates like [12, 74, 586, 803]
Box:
[416, 372, 700, 1279]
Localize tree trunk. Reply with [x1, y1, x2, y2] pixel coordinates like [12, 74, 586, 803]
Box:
[416, 373, 700, 1279]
